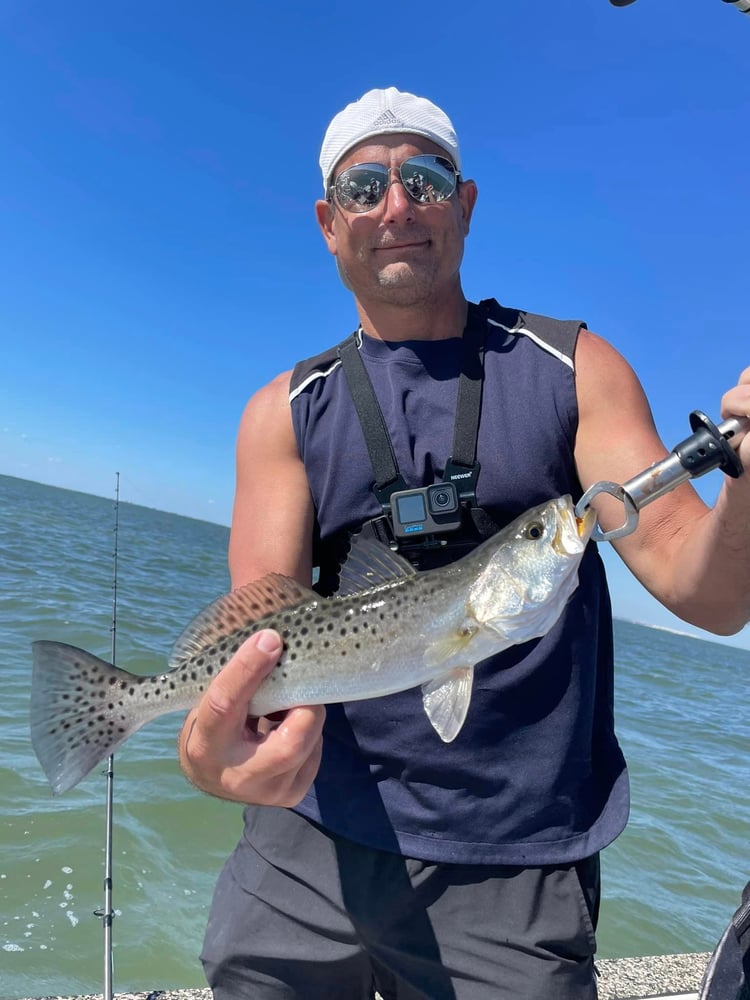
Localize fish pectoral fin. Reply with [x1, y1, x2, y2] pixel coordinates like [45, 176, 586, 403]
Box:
[421, 667, 474, 743]
[423, 627, 476, 669]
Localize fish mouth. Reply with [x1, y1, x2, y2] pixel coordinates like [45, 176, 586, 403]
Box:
[552, 503, 596, 554]
[576, 506, 596, 540]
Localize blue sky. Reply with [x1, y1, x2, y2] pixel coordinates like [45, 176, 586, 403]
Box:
[2, 1, 749, 647]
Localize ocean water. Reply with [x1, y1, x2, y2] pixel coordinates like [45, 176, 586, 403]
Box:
[1, 474, 748, 999]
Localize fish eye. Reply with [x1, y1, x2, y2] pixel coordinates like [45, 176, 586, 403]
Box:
[523, 520, 545, 540]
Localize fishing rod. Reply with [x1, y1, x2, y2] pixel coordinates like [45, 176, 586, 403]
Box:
[610, 0, 750, 13]
[93, 472, 119, 1000]
[576, 412, 750, 541]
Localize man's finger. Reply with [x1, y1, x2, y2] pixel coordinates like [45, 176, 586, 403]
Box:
[194, 629, 283, 746]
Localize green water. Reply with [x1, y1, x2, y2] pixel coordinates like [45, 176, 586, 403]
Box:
[1, 474, 748, 998]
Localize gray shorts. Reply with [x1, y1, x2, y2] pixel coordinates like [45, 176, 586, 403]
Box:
[201, 805, 599, 1000]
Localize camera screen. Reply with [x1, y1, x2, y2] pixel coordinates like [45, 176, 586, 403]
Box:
[395, 493, 427, 524]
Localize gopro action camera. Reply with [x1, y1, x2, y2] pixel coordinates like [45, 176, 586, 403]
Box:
[390, 482, 462, 539]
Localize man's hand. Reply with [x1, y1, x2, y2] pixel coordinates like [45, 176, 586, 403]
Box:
[721, 365, 750, 472]
[178, 629, 325, 806]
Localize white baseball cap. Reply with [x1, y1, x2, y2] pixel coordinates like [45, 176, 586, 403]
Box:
[319, 87, 462, 191]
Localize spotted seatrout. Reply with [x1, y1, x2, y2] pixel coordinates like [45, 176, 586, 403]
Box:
[31, 496, 595, 795]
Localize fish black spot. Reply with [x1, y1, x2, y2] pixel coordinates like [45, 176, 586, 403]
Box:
[300, 626, 309, 636]
[170, 681, 176, 690]
[128, 687, 135, 695]
[190, 672, 197, 681]
[109, 677, 118, 686]
[62, 694, 69, 701]
[154, 689, 160, 696]
[120, 681, 128, 690]
[326, 623, 334, 632]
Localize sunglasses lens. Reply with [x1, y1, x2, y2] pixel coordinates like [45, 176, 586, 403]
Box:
[334, 164, 389, 212]
[332, 155, 458, 213]
[400, 155, 457, 204]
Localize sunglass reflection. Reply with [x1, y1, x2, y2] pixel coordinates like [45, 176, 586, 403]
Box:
[331, 155, 459, 214]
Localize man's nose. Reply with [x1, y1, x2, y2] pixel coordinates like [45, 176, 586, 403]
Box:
[382, 169, 416, 223]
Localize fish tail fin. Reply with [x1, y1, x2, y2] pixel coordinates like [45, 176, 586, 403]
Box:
[30, 641, 148, 795]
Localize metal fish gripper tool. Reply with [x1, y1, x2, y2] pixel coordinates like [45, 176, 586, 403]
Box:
[575, 411, 750, 542]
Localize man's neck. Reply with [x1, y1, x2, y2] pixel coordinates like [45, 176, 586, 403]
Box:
[354, 291, 469, 342]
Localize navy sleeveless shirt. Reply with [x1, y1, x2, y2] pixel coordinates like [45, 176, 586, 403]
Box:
[287, 300, 629, 865]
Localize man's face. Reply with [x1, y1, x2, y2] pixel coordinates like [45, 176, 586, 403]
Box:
[315, 134, 477, 309]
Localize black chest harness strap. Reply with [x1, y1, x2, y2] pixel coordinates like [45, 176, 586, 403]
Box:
[307, 300, 504, 589]
[337, 300, 489, 510]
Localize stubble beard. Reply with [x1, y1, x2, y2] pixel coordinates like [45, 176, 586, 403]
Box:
[341, 253, 440, 309]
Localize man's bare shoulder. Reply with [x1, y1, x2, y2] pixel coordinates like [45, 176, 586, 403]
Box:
[240, 369, 293, 421]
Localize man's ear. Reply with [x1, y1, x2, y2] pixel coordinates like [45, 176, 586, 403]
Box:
[458, 179, 478, 236]
[315, 199, 337, 254]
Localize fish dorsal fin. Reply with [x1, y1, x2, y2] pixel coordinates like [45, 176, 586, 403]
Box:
[336, 537, 416, 597]
[169, 574, 317, 666]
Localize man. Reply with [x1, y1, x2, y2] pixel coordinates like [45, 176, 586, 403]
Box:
[179, 87, 750, 999]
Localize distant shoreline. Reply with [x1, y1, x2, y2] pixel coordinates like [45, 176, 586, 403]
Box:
[614, 613, 750, 653]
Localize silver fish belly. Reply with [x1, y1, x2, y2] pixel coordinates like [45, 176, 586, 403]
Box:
[30, 496, 594, 794]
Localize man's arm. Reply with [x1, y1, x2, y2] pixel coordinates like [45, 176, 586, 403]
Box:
[178, 371, 325, 804]
[229, 370, 316, 588]
[574, 329, 750, 635]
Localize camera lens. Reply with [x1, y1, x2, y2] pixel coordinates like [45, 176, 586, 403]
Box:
[426, 483, 458, 516]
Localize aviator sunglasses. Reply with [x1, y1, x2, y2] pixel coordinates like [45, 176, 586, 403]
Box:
[330, 154, 460, 213]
